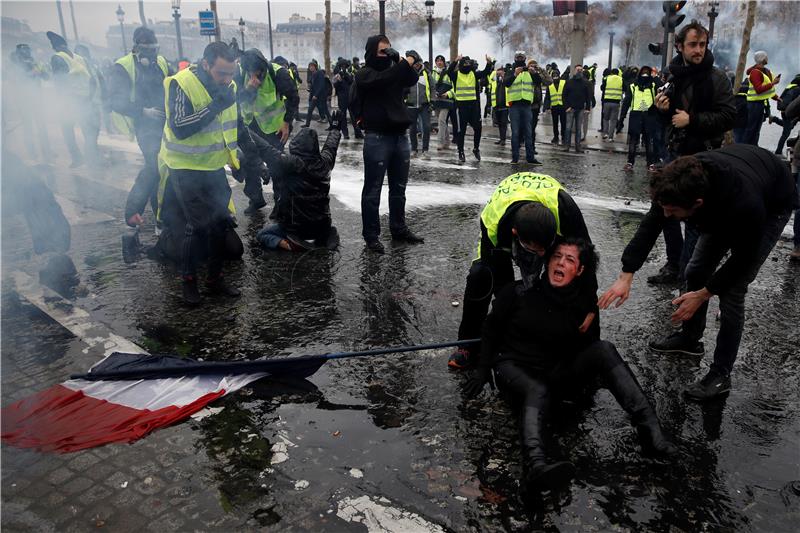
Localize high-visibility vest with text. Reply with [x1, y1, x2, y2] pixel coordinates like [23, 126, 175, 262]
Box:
[631, 84, 655, 112]
[480, 173, 563, 249]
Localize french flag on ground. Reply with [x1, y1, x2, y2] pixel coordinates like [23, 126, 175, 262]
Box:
[1, 353, 266, 453]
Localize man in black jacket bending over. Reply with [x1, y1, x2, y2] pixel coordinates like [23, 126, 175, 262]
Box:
[600, 145, 796, 401]
[354, 35, 424, 253]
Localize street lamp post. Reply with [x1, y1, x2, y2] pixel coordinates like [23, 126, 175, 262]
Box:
[608, 11, 617, 70]
[267, 0, 274, 59]
[379, 0, 386, 34]
[116, 4, 127, 54]
[707, 1, 719, 47]
[464, 5, 469, 25]
[171, 0, 183, 60]
[239, 17, 246, 50]
[425, 1, 435, 68]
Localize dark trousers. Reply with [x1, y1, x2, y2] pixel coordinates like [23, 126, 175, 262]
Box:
[361, 132, 411, 240]
[408, 104, 431, 152]
[681, 209, 792, 375]
[551, 107, 567, 142]
[305, 97, 330, 125]
[494, 340, 626, 454]
[775, 116, 798, 154]
[795, 172, 800, 247]
[494, 108, 509, 142]
[743, 100, 766, 146]
[125, 121, 163, 223]
[509, 104, 533, 162]
[530, 106, 540, 147]
[168, 167, 232, 279]
[454, 102, 482, 152]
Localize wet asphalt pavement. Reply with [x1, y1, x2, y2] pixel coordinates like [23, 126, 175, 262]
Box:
[2, 114, 800, 532]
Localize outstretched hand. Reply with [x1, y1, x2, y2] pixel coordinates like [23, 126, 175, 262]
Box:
[598, 273, 634, 309]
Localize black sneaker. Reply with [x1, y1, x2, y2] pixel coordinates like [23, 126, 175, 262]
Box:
[458, 151, 466, 162]
[392, 231, 424, 244]
[649, 333, 704, 356]
[472, 148, 481, 161]
[527, 158, 543, 165]
[494, 139, 505, 145]
[684, 370, 731, 401]
[366, 239, 385, 254]
[647, 262, 680, 284]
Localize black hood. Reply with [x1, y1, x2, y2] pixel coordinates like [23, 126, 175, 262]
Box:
[364, 34, 391, 71]
[240, 48, 269, 75]
[289, 128, 320, 161]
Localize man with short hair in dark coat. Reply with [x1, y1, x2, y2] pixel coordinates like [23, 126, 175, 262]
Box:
[600, 144, 796, 401]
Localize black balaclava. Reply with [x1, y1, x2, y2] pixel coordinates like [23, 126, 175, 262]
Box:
[459, 56, 472, 74]
[637, 66, 653, 88]
[364, 34, 392, 71]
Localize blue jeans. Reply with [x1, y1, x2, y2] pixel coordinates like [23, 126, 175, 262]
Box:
[256, 223, 287, 250]
[681, 209, 792, 375]
[509, 104, 533, 162]
[361, 132, 411, 240]
[564, 109, 583, 147]
[743, 100, 765, 146]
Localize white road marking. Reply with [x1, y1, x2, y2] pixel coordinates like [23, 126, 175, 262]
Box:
[336, 495, 445, 533]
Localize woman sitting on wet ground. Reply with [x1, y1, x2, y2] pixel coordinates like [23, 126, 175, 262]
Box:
[255, 110, 342, 252]
[463, 237, 677, 494]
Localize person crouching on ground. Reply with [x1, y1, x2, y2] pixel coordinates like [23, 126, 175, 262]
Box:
[464, 238, 677, 494]
[256, 110, 343, 252]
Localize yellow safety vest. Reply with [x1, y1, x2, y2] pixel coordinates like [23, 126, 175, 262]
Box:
[454, 70, 477, 102]
[111, 53, 170, 138]
[489, 76, 508, 108]
[55, 51, 91, 98]
[479, 173, 563, 252]
[549, 79, 564, 107]
[240, 63, 286, 135]
[507, 70, 534, 103]
[631, 84, 655, 112]
[588, 65, 597, 82]
[604, 74, 623, 101]
[747, 70, 776, 101]
[160, 67, 239, 171]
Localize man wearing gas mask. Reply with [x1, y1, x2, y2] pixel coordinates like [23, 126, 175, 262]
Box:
[109, 27, 172, 228]
[445, 54, 495, 162]
[237, 49, 299, 215]
[352, 35, 425, 253]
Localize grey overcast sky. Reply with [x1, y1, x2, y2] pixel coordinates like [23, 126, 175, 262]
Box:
[2, 0, 474, 47]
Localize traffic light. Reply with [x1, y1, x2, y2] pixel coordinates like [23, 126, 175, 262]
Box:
[662, 1, 687, 32]
[648, 43, 663, 56]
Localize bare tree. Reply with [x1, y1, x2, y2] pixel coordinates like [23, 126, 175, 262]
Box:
[324, 1, 332, 74]
[449, 0, 461, 62]
[734, 1, 756, 91]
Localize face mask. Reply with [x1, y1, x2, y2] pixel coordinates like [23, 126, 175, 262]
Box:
[512, 239, 544, 290]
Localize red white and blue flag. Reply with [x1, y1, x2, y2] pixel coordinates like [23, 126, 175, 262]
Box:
[1, 353, 267, 453]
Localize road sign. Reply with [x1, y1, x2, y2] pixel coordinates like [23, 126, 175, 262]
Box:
[199, 10, 216, 36]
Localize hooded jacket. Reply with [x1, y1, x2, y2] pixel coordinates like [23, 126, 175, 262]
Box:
[353, 35, 419, 134]
[662, 50, 735, 155]
[258, 128, 341, 239]
[562, 72, 592, 111]
[621, 145, 797, 295]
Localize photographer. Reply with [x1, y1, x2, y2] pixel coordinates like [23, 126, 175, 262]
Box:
[651, 21, 735, 285]
[333, 57, 359, 139]
[503, 51, 535, 164]
[353, 35, 424, 253]
[432, 55, 453, 150]
[446, 54, 495, 162]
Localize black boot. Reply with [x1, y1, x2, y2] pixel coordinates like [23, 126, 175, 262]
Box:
[182, 277, 201, 305]
[519, 406, 575, 495]
[605, 363, 678, 457]
[458, 150, 466, 162]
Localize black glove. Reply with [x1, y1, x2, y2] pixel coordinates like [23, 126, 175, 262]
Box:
[405, 50, 422, 65]
[383, 47, 400, 63]
[330, 109, 343, 130]
[462, 367, 495, 399]
[210, 85, 236, 112]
